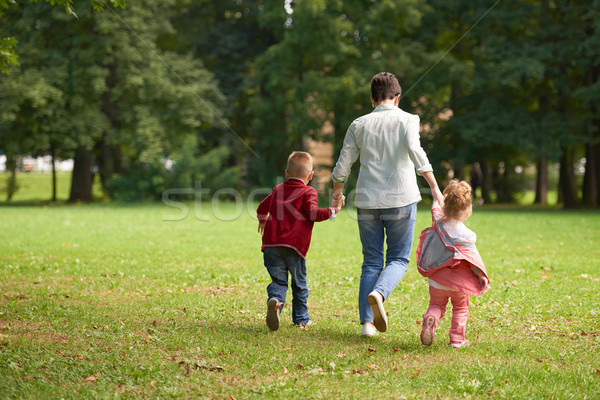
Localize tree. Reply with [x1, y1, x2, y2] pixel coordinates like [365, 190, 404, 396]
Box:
[246, 0, 435, 189]
[1, 0, 227, 202]
[167, 0, 278, 190]
[0, 0, 125, 73]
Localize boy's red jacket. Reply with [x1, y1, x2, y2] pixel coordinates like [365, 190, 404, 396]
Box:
[257, 178, 332, 259]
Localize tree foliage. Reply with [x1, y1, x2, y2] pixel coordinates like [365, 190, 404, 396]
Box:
[1, 0, 599, 208]
[1, 0, 229, 202]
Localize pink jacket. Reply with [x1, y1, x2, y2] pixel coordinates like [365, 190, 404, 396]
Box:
[416, 204, 489, 296]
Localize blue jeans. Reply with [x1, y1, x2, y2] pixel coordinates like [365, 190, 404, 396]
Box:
[263, 247, 310, 325]
[357, 204, 417, 324]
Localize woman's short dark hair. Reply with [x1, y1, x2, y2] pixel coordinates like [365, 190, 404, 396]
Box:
[371, 72, 402, 103]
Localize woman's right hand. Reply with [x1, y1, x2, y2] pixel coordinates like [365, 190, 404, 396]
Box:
[331, 194, 345, 209]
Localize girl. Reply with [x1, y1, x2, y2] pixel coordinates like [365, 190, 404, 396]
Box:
[416, 180, 490, 348]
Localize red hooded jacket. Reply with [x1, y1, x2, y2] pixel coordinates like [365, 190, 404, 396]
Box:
[257, 178, 332, 259]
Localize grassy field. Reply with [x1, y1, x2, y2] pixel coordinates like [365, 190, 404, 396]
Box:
[0, 172, 104, 203]
[1, 197, 599, 399]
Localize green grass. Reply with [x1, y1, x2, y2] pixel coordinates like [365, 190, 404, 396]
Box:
[1, 199, 599, 399]
[0, 172, 104, 202]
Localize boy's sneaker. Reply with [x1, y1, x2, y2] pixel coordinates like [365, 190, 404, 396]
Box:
[420, 315, 436, 346]
[361, 322, 377, 337]
[367, 291, 388, 332]
[450, 340, 470, 348]
[266, 298, 281, 331]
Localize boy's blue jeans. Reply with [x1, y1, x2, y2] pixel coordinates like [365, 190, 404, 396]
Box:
[357, 203, 417, 324]
[263, 247, 310, 325]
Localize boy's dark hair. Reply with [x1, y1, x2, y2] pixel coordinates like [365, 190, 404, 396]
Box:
[371, 72, 402, 103]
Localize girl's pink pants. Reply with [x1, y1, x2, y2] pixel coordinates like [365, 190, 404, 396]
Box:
[424, 286, 470, 343]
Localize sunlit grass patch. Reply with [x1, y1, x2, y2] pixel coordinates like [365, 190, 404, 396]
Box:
[1, 202, 599, 398]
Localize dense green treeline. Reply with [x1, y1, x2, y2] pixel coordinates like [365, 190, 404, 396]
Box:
[1, 0, 599, 207]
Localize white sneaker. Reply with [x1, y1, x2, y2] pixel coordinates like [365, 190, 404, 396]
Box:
[368, 291, 388, 332]
[361, 323, 377, 337]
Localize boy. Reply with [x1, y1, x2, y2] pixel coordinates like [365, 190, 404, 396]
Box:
[257, 151, 338, 331]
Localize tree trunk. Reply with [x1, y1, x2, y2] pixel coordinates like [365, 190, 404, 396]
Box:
[582, 65, 599, 207]
[69, 147, 93, 203]
[5, 153, 17, 202]
[50, 143, 57, 202]
[495, 162, 514, 203]
[98, 143, 123, 192]
[582, 143, 597, 207]
[534, 157, 548, 205]
[558, 146, 579, 209]
[479, 160, 492, 204]
[596, 142, 600, 209]
[454, 164, 465, 181]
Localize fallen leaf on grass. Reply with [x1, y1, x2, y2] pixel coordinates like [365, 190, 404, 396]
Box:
[336, 352, 346, 358]
[367, 348, 376, 353]
[411, 369, 422, 379]
[596, 369, 600, 377]
[487, 390, 498, 396]
[83, 375, 97, 383]
[392, 348, 401, 352]
[296, 363, 303, 369]
[195, 364, 224, 372]
[283, 367, 288, 375]
[540, 266, 553, 271]
[367, 364, 380, 370]
[352, 369, 365, 375]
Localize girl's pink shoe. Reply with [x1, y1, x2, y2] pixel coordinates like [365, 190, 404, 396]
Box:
[450, 340, 470, 348]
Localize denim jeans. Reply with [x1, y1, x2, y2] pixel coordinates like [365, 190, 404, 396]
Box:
[357, 203, 417, 324]
[263, 247, 310, 325]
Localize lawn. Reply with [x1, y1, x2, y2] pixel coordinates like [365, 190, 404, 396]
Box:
[1, 198, 599, 399]
[0, 172, 104, 203]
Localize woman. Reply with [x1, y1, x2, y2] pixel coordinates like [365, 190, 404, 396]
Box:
[331, 72, 444, 337]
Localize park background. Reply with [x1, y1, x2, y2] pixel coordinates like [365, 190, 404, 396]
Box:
[1, 1, 600, 399]
[1, 0, 599, 206]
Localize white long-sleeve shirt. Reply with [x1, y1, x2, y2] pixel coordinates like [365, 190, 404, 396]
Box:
[331, 104, 433, 209]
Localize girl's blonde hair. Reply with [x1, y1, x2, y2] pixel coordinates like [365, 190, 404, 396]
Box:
[442, 179, 472, 221]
